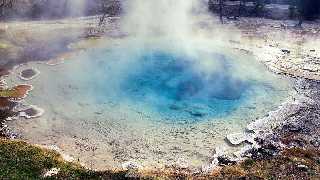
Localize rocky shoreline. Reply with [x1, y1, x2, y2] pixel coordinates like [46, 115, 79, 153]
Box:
[203, 18, 320, 177]
[214, 78, 320, 164]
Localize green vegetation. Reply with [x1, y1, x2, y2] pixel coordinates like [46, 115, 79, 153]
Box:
[1, 138, 319, 179]
[0, 139, 130, 179]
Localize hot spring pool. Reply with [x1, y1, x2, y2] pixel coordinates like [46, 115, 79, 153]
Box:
[7, 40, 293, 170]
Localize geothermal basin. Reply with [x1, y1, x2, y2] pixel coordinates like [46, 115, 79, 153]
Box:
[6, 38, 293, 170]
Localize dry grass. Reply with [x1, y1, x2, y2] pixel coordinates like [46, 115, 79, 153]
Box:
[211, 148, 320, 179]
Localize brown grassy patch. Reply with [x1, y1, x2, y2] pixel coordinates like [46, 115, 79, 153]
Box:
[0, 138, 319, 179]
[211, 148, 320, 179]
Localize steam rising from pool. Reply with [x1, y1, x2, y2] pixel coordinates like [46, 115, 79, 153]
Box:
[8, 43, 292, 169]
[6, 0, 294, 170]
[75, 43, 283, 122]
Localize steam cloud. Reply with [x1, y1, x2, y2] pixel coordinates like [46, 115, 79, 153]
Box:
[122, 0, 203, 37]
[62, 0, 285, 99]
[67, 0, 86, 17]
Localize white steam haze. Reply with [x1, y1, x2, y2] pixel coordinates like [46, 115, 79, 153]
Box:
[2, 0, 293, 170]
[120, 0, 213, 68]
[121, 0, 212, 43]
[120, 0, 251, 80]
[117, 0, 287, 85]
[67, 0, 86, 17]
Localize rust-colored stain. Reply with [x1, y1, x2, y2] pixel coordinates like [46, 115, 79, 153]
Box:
[0, 68, 10, 77]
[0, 98, 11, 108]
[0, 85, 32, 99]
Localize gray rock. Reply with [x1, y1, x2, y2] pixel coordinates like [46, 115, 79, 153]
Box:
[217, 155, 237, 166]
[281, 49, 290, 54]
[297, 164, 309, 172]
[122, 161, 142, 170]
[226, 132, 255, 145]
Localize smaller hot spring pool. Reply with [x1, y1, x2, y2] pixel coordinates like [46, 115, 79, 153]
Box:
[8, 42, 293, 169]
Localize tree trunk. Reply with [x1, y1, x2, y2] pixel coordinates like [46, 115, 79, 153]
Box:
[99, 12, 107, 26]
[296, 0, 304, 27]
[296, 14, 303, 27]
[219, 0, 223, 23]
[239, 0, 246, 17]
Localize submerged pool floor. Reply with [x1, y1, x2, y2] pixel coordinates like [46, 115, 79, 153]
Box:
[7, 40, 293, 170]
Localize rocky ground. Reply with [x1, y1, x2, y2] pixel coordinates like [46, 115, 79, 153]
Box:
[211, 79, 320, 179]
[0, 16, 320, 179]
[234, 17, 320, 153]
[207, 17, 320, 179]
[229, 18, 320, 80]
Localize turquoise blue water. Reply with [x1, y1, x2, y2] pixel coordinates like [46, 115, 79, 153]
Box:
[120, 52, 246, 120]
[71, 45, 289, 123]
[9, 41, 293, 169]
